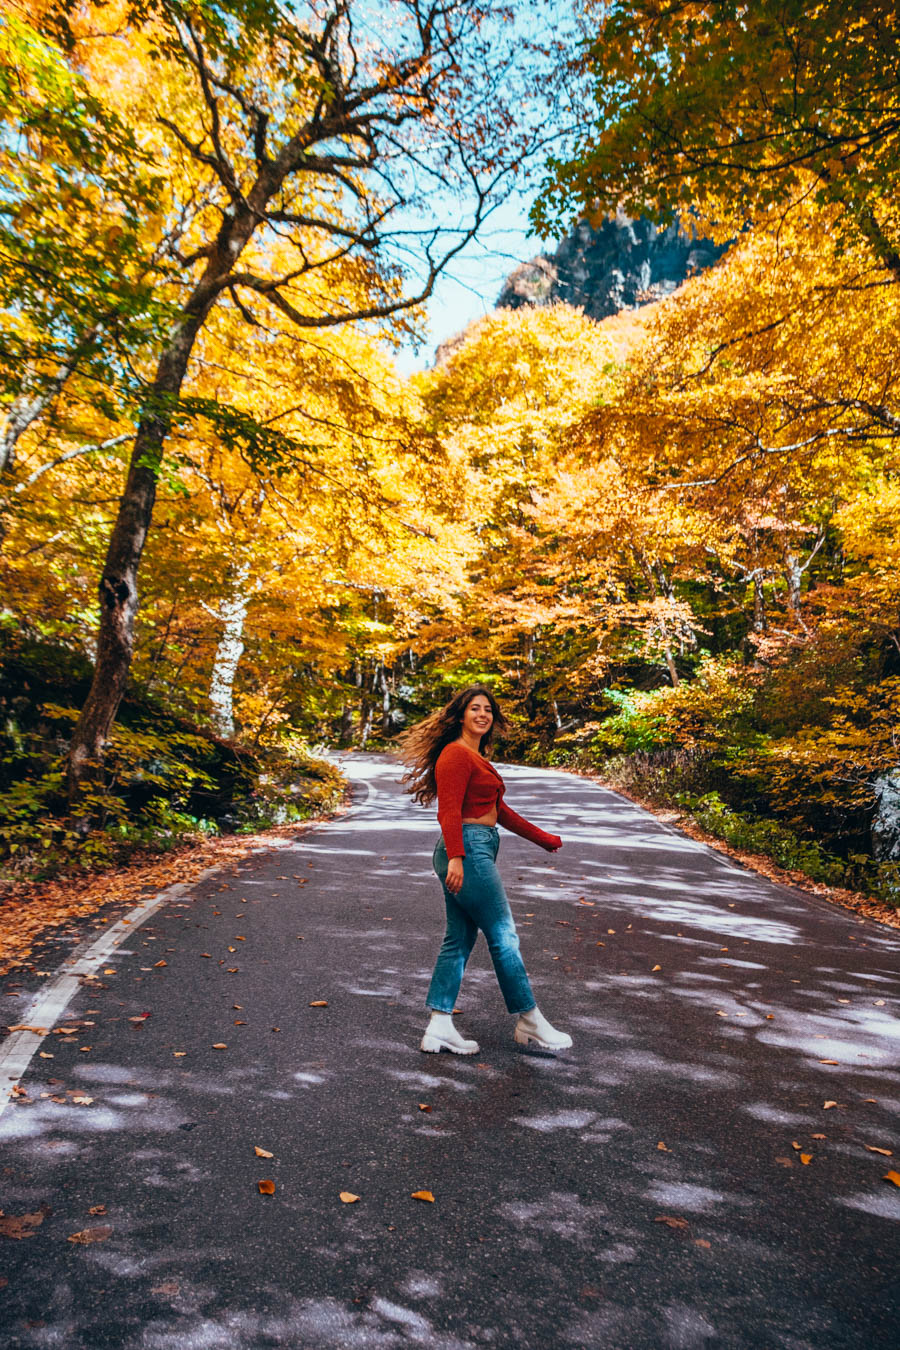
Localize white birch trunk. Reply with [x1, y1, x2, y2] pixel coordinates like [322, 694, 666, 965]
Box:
[209, 563, 251, 740]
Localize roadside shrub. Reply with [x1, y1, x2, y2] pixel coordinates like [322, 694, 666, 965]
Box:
[0, 639, 344, 883]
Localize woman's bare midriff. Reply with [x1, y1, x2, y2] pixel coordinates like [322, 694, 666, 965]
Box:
[462, 813, 498, 827]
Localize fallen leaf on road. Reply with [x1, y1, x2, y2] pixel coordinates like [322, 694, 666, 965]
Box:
[339, 1192, 360, 1204]
[864, 1145, 892, 1156]
[874, 999, 885, 1006]
[595, 942, 605, 947]
[765, 1014, 775, 1020]
[823, 1101, 838, 1110]
[154, 961, 167, 968]
[791, 1141, 802, 1151]
[657, 1142, 670, 1152]
[819, 1060, 839, 1065]
[88, 1205, 107, 1216]
[411, 1190, 435, 1203]
[233, 1004, 243, 1010]
[254, 1147, 273, 1158]
[607, 929, 615, 934]
[212, 1043, 227, 1050]
[418, 1103, 432, 1112]
[309, 1001, 328, 1007]
[257, 1180, 276, 1195]
[38, 1052, 53, 1059]
[200, 954, 211, 959]
[71, 1095, 93, 1106]
[151, 1281, 180, 1296]
[800, 1154, 813, 1165]
[654, 1215, 688, 1230]
[173, 1051, 186, 1057]
[694, 1239, 711, 1249]
[882, 1171, 900, 1188]
[775, 1157, 793, 1167]
[0, 1207, 49, 1240]
[652, 965, 661, 972]
[67, 1225, 112, 1244]
[812, 1133, 826, 1140]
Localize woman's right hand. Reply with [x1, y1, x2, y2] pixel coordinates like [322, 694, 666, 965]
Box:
[446, 856, 464, 894]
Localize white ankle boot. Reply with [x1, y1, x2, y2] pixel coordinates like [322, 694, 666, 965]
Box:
[514, 1006, 572, 1051]
[420, 1012, 480, 1056]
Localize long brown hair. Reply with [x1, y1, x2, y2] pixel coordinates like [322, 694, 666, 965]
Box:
[397, 685, 508, 806]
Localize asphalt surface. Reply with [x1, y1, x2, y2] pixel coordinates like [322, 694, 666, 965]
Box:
[1, 754, 899, 1350]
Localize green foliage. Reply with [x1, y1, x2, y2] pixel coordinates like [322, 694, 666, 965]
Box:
[590, 688, 672, 757]
[0, 636, 343, 882]
[537, 0, 900, 268]
[0, 10, 169, 402]
[676, 791, 900, 908]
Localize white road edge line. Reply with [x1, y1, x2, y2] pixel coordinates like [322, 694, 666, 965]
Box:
[0, 762, 367, 1129]
[0, 876, 210, 1127]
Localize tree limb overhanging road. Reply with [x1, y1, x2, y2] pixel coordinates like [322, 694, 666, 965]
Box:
[1, 756, 899, 1348]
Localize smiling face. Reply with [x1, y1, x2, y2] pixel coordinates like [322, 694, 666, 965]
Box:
[462, 694, 494, 741]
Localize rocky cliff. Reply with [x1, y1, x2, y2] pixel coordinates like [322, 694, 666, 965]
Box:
[496, 209, 726, 320]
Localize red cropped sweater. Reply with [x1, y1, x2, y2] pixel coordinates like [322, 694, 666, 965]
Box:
[435, 741, 561, 859]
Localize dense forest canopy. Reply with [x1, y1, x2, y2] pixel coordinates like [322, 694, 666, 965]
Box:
[1, 0, 899, 902]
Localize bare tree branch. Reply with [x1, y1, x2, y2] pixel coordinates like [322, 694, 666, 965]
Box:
[12, 434, 131, 495]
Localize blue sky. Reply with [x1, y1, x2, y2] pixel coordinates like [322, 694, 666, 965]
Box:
[396, 188, 547, 373]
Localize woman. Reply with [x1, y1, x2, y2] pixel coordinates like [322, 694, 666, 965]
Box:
[399, 685, 573, 1055]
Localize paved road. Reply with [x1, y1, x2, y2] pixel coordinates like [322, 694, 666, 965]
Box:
[1, 755, 899, 1349]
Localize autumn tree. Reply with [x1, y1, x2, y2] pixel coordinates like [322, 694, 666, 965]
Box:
[2, 0, 552, 809]
[0, 8, 165, 477]
[537, 0, 900, 277]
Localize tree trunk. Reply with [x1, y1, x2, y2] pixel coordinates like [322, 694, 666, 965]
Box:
[66, 200, 264, 808]
[359, 700, 373, 747]
[208, 563, 251, 739]
[752, 574, 766, 633]
[379, 664, 392, 737]
[66, 316, 206, 805]
[783, 550, 803, 622]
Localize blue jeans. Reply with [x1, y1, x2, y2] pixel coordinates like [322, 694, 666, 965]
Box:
[426, 825, 536, 1016]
